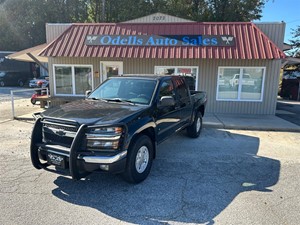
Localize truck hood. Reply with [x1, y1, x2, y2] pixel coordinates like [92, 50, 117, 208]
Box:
[41, 99, 146, 125]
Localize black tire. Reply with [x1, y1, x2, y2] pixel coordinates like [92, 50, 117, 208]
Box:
[18, 80, 24, 87]
[0, 81, 5, 87]
[186, 111, 203, 138]
[123, 135, 154, 184]
[31, 98, 36, 105]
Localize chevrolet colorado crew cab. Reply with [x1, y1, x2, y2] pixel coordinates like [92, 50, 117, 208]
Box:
[31, 75, 207, 183]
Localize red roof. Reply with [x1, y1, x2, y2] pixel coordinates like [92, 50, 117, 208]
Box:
[40, 22, 285, 59]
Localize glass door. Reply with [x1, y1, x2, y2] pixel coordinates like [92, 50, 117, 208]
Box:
[100, 61, 123, 83]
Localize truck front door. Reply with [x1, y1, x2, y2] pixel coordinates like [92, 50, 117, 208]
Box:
[156, 79, 182, 143]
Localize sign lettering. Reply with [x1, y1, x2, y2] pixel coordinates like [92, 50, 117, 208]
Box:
[85, 35, 235, 47]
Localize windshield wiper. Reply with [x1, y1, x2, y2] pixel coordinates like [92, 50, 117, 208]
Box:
[88, 97, 110, 103]
[102, 98, 135, 105]
[89, 97, 99, 100]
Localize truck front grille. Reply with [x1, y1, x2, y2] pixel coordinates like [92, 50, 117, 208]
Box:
[41, 119, 79, 148]
[44, 122, 78, 133]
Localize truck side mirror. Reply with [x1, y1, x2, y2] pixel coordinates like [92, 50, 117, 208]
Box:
[159, 96, 175, 107]
[85, 90, 92, 98]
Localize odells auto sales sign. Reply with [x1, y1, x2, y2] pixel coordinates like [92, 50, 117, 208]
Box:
[85, 35, 235, 47]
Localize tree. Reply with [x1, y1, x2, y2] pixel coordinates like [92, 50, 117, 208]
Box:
[205, 0, 266, 22]
[160, 0, 267, 22]
[0, 0, 89, 50]
[108, 0, 268, 23]
[0, 0, 35, 50]
[290, 26, 300, 57]
[87, 0, 156, 23]
[0, 0, 269, 51]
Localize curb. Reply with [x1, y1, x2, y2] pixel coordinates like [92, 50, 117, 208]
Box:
[203, 122, 300, 132]
[14, 117, 35, 121]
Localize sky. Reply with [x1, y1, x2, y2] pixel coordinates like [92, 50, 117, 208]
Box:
[256, 0, 300, 43]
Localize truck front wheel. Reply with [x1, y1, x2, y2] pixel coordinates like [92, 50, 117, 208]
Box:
[187, 111, 202, 138]
[123, 135, 153, 183]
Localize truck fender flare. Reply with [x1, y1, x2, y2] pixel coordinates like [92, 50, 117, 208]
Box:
[191, 105, 205, 124]
[127, 123, 157, 159]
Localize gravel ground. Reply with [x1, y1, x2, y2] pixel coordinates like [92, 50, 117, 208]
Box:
[0, 98, 43, 122]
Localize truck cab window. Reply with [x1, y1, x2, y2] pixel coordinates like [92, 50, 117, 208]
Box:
[159, 80, 174, 99]
[173, 78, 189, 100]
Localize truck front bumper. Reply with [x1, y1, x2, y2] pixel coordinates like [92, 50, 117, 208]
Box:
[79, 150, 127, 164]
[35, 145, 127, 178]
[79, 151, 127, 174]
[30, 118, 128, 180]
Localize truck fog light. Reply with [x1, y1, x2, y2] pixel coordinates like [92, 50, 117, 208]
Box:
[87, 140, 119, 149]
[100, 165, 109, 171]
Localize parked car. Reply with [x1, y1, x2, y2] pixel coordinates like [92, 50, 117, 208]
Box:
[30, 75, 207, 183]
[0, 71, 31, 87]
[29, 76, 49, 88]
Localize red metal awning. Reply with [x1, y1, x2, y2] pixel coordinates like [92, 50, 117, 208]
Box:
[39, 22, 285, 59]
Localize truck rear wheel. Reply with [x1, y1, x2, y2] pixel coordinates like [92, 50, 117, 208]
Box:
[187, 111, 202, 138]
[122, 135, 153, 183]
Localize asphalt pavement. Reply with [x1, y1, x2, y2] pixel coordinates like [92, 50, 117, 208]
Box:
[0, 120, 300, 225]
[276, 98, 300, 126]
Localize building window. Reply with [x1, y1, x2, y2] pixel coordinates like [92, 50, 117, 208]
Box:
[54, 65, 93, 96]
[154, 66, 198, 90]
[217, 67, 265, 101]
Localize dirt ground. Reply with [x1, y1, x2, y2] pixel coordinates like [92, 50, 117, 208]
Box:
[0, 98, 44, 122]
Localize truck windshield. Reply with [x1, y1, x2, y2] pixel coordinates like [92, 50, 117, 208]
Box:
[88, 78, 157, 105]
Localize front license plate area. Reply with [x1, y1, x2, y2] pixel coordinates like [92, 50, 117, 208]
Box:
[47, 153, 66, 169]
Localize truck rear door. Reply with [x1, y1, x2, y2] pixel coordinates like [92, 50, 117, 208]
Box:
[172, 77, 193, 126]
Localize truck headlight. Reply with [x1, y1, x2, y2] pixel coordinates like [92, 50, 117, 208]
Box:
[86, 126, 124, 151]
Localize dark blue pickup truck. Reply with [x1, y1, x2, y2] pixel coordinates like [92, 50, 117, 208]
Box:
[31, 75, 207, 183]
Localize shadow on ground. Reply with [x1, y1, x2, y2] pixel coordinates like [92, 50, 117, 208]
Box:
[276, 101, 300, 126]
[51, 129, 280, 224]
